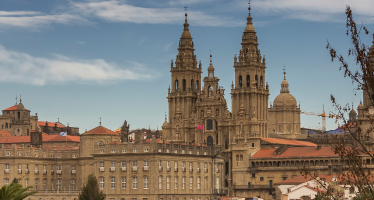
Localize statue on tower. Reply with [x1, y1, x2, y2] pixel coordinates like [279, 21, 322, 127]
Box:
[120, 120, 130, 142]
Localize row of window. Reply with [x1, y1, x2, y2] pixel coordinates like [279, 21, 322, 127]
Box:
[99, 176, 212, 190]
[4, 178, 75, 190]
[99, 148, 207, 155]
[98, 161, 211, 173]
[2, 152, 75, 158]
[238, 75, 263, 88]
[4, 164, 73, 175]
[174, 79, 199, 92]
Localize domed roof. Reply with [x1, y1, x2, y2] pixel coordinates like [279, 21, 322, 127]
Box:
[181, 28, 191, 38]
[281, 79, 289, 85]
[349, 108, 357, 116]
[17, 102, 25, 110]
[358, 102, 365, 109]
[162, 121, 169, 127]
[245, 24, 255, 32]
[273, 93, 297, 107]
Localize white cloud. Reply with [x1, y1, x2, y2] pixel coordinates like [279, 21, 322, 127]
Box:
[71, 0, 242, 27]
[252, 0, 374, 22]
[164, 42, 173, 51]
[0, 11, 87, 30]
[139, 39, 147, 46]
[0, 45, 154, 86]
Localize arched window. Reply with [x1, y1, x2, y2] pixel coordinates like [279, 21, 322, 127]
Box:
[208, 86, 213, 97]
[246, 75, 250, 87]
[239, 76, 242, 88]
[206, 119, 213, 130]
[236, 154, 239, 161]
[255, 75, 258, 87]
[196, 80, 199, 90]
[240, 154, 243, 161]
[207, 136, 213, 147]
[183, 79, 186, 91]
[17, 129, 20, 133]
[18, 112, 20, 119]
[98, 142, 104, 147]
[191, 79, 194, 90]
[260, 76, 263, 87]
[175, 80, 179, 92]
[225, 139, 229, 149]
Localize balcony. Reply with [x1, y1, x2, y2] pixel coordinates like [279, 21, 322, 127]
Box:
[143, 166, 149, 171]
[158, 166, 163, 171]
[132, 167, 138, 172]
[71, 170, 76, 175]
[18, 169, 22, 174]
[204, 169, 208, 173]
[4, 169, 9, 174]
[35, 170, 39, 175]
[189, 168, 193, 172]
[167, 167, 171, 172]
[182, 168, 186, 172]
[121, 167, 127, 172]
[174, 168, 178, 172]
[43, 170, 47, 175]
[99, 167, 105, 172]
[51, 170, 54, 175]
[25, 169, 29, 174]
[216, 169, 220, 173]
[197, 168, 200, 173]
[110, 167, 115, 172]
[56, 170, 62, 175]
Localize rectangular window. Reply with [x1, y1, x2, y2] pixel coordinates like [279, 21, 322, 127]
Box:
[167, 176, 170, 189]
[197, 177, 200, 189]
[144, 161, 149, 171]
[167, 161, 170, 171]
[111, 177, 115, 189]
[100, 162, 104, 167]
[174, 177, 178, 189]
[5, 178, 9, 185]
[189, 162, 193, 172]
[25, 179, 28, 187]
[133, 177, 137, 189]
[197, 162, 200, 172]
[133, 161, 137, 171]
[35, 164, 38, 173]
[5, 163, 9, 169]
[189, 177, 193, 189]
[111, 161, 115, 168]
[35, 179, 38, 190]
[182, 177, 186, 189]
[122, 177, 126, 189]
[100, 177, 104, 190]
[18, 164, 21, 169]
[182, 162, 185, 171]
[144, 176, 148, 189]
[56, 179, 62, 190]
[204, 163, 208, 173]
[43, 179, 47, 190]
[71, 179, 76, 190]
[158, 176, 162, 189]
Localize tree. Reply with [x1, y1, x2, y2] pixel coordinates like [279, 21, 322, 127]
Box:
[78, 174, 106, 200]
[0, 181, 37, 200]
[302, 5, 374, 200]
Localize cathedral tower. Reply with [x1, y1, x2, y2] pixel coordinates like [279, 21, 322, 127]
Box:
[164, 9, 203, 141]
[230, 4, 269, 138]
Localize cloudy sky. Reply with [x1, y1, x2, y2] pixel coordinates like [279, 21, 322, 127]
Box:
[0, 0, 373, 133]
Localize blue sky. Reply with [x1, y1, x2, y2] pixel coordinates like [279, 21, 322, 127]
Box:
[0, 0, 373, 133]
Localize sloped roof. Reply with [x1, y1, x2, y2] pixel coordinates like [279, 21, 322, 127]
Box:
[251, 146, 337, 158]
[275, 174, 334, 185]
[0, 130, 11, 139]
[262, 138, 317, 147]
[82, 126, 118, 135]
[38, 121, 66, 128]
[4, 105, 29, 111]
[0, 135, 80, 144]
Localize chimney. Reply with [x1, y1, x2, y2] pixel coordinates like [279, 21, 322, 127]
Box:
[317, 145, 322, 150]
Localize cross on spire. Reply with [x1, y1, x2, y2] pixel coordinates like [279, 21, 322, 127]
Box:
[15, 95, 17, 105]
[99, 117, 101, 126]
[209, 50, 212, 63]
[283, 65, 286, 80]
[247, 0, 251, 11]
[184, 5, 188, 21]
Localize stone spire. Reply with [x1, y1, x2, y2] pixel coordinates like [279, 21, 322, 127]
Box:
[244, 0, 255, 33]
[280, 68, 290, 94]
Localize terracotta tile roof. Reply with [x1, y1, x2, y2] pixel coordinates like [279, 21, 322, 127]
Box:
[38, 121, 66, 128]
[82, 126, 118, 135]
[274, 174, 333, 185]
[262, 138, 317, 147]
[4, 105, 29, 111]
[0, 130, 11, 140]
[0, 135, 80, 144]
[251, 146, 338, 158]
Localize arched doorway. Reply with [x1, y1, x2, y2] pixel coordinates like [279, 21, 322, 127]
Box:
[207, 136, 213, 147]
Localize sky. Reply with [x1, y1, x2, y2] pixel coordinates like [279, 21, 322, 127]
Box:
[0, 0, 373, 133]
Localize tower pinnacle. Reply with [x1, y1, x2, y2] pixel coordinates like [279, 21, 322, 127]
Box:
[283, 65, 286, 80]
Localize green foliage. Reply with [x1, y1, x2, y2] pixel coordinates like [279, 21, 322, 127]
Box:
[78, 174, 106, 200]
[0, 181, 38, 200]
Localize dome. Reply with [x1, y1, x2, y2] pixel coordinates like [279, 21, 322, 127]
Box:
[17, 102, 25, 110]
[281, 79, 289, 85]
[273, 93, 297, 107]
[181, 30, 191, 38]
[358, 103, 365, 109]
[245, 23, 255, 32]
[162, 121, 169, 128]
[349, 108, 357, 116]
